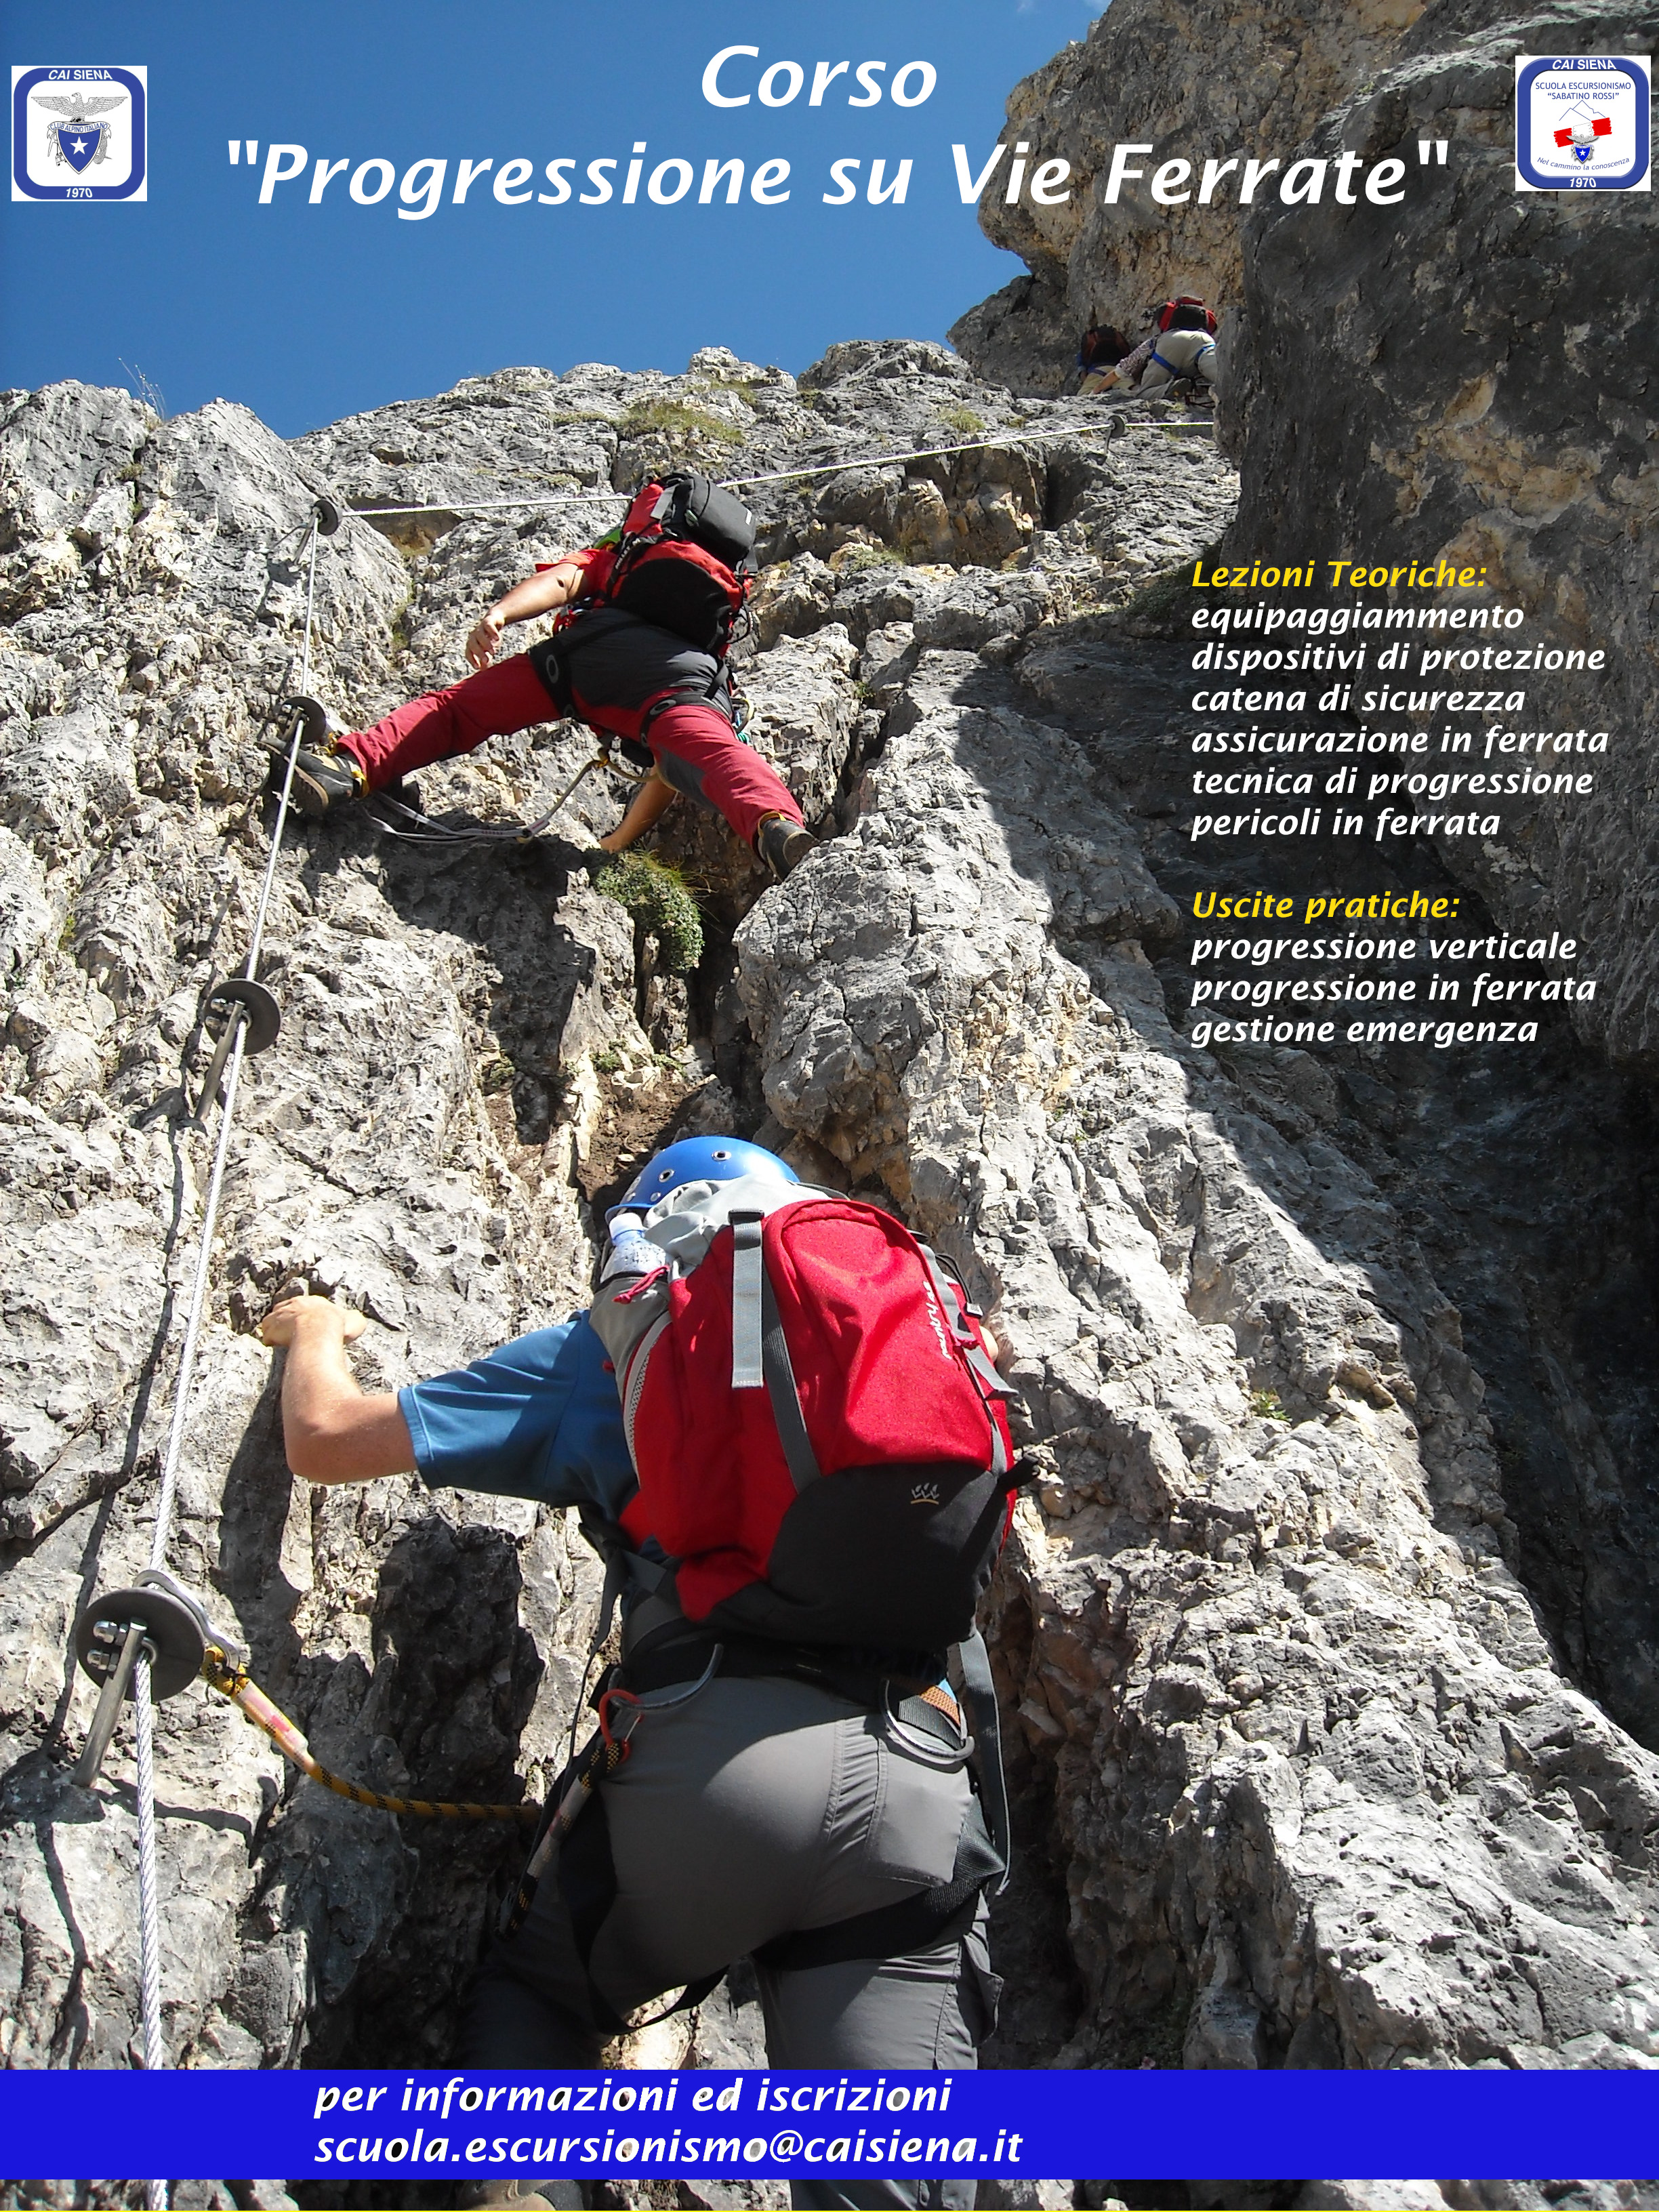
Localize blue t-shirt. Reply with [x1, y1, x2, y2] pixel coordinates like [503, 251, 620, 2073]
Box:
[398, 1311, 636, 1522]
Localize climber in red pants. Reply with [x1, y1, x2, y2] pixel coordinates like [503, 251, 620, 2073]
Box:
[282, 478, 817, 881]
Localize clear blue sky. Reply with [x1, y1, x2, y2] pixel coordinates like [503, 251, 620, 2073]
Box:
[3, 2, 1102, 436]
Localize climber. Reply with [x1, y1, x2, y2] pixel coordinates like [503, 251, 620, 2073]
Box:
[1134, 323, 1219, 398]
[1092, 297, 1221, 398]
[279, 474, 817, 882]
[258, 1133, 1012, 2212]
[1075, 323, 1132, 394]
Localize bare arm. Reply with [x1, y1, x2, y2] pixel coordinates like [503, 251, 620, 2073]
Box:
[598, 767, 678, 854]
[258, 1295, 417, 1485]
[466, 558, 588, 670]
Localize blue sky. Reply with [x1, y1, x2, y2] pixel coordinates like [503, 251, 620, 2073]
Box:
[3, 2, 1103, 436]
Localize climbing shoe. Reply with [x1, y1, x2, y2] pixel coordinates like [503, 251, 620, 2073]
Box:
[754, 812, 817, 882]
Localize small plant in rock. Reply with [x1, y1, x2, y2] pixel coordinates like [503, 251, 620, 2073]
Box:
[937, 405, 986, 439]
[617, 398, 743, 451]
[594, 851, 704, 975]
[118, 357, 168, 422]
[1248, 1386, 1291, 1424]
[693, 373, 762, 410]
[836, 541, 905, 574]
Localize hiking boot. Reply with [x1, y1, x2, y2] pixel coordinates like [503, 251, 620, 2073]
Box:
[754, 812, 817, 881]
[277, 742, 365, 818]
[266, 693, 365, 818]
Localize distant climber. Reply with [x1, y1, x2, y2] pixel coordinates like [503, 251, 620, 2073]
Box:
[279, 473, 817, 882]
[1089, 296, 1220, 399]
[1074, 323, 1132, 394]
[260, 1133, 1015, 2212]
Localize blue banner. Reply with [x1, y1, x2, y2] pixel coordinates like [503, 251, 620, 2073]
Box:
[1, 2068, 1654, 2182]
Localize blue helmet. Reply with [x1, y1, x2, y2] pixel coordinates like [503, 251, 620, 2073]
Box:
[618, 1135, 798, 1212]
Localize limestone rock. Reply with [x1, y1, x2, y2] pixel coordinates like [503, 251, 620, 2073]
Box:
[1, 331, 1654, 2212]
[738, 628, 1659, 2078]
[1297, 2188, 1450, 2211]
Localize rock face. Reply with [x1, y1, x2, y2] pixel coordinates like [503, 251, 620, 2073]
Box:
[2, 329, 1658, 2212]
[738, 637, 1659, 2077]
[951, 0, 1659, 1073]
[947, 0, 1426, 391]
[1222, 0, 1659, 1071]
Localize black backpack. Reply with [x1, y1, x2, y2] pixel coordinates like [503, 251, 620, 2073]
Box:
[600, 474, 758, 655]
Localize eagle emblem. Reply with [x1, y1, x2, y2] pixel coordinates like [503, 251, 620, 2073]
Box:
[32, 89, 126, 174]
[1553, 115, 1613, 164]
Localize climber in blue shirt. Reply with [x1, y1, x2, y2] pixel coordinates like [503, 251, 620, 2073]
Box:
[258, 1132, 1000, 2212]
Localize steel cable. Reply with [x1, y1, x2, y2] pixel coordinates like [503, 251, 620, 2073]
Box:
[133, 1650, 166, 2209]
[344, 401, 1210, 520]
[129, 509, 325, 2141]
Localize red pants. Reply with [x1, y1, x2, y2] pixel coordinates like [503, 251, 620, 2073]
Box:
[343, 653, 802, 846]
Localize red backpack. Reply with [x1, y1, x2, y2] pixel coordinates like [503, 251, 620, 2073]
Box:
[589, 473, 756, 657]
[1156, 295, 1218, 334]
[611, 1192, 1020, 1653]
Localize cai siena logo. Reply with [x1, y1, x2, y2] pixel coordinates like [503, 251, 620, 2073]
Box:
[1515, 54, 1650, 190]
[11, 66, 146, 201]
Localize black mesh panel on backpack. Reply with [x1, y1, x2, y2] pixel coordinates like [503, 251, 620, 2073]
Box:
[658, 474, 757, 569]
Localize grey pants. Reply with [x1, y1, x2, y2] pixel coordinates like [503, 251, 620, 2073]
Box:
[1137, 329, 1218, 395]
[462, 1675, 1000, 2211]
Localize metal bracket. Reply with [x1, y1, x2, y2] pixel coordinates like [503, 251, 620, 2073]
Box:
[74, 1571, 212, 1700]
[274, 692, 331, 753]
[205, 976, 281, 1056]
[190, 976, 281, 1121]
[70, 1568, 219, 1786]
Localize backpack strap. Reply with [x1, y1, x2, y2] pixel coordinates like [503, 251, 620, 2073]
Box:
[764, 1275, 821, 1492]
[957, 1626, 1012, 1894]
[576, 1506, 673, 1652]
[918, 1245, 1015, 1481]
[730, 1212, 765, 1388]
[1149, 339, 1215, 377]
[730, 1211, 823, 1490]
